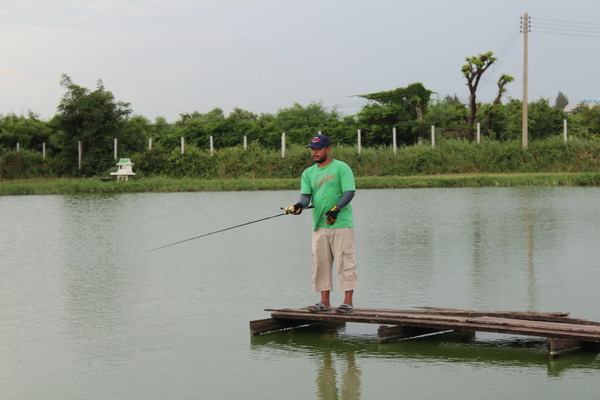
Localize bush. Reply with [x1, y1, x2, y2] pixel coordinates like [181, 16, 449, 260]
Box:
[3, 137, 599, 180]
[0, 151, 52, 179]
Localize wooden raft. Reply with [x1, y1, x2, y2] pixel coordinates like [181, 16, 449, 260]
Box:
[249, 307, 600, 357]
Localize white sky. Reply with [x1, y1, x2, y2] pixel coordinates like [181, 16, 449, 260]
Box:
[2, 0, 599, 122]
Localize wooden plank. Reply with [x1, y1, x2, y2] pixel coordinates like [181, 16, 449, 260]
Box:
[377, 325, 450, 343]
[417, 307, 600, 327]
[268, 310, 600, 343]
[471, 316, 600, 335]
[249, 317, 316, 336]
[266, 307, 600, 326]
[418, 306, 570, 318]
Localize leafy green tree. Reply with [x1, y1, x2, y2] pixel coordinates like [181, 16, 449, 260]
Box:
[554, 91, 569, 110]
[121, 115, 151, 155]
[52, 74, 132, 175]
[482, 74, 514, 136]
[358, 83, 433, 145]
[502, 98, 566, 140]
[267, 102, 348, 147]
[222, 107, 261, 147]
[145, 116, 176, 149]
[528, 99, 567, 139]
[444, 94, 461, 105]
[175, 108, 224, 149]
[426, 97, 467, 136]
[0, 112, 53, 152]
[461, 52, 497, 137]
[575, 105, 600, 135]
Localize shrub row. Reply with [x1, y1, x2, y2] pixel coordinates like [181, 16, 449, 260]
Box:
[1, 137, 599, 180]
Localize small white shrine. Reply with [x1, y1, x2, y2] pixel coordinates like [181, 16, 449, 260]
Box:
[110, 158, 135, 181]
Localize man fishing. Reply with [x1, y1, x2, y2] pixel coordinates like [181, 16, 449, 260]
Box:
[284, 134, 358, 314]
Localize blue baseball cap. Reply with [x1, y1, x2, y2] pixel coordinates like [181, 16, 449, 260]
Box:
[307, 134, 331, 149]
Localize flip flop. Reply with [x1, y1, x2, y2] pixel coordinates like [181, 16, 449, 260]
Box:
[335, 304, 353, 314]
[307, 302, 332, 313]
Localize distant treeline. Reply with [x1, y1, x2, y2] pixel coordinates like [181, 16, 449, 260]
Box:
[1, 75, 600, 179]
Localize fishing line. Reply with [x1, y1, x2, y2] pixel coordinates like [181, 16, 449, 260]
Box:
[145, 206, 313, 253]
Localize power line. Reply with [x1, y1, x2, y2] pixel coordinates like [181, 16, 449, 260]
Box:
[532, 17, 600, 27]
[529, 29, 600, 38]
[530, 16, 600, 38]
[533, 22, 600, 32]
[480, 20, 521, 90]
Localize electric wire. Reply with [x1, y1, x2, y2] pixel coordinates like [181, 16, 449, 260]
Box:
[530, 16, 600, 38]
[480, 19, 521, 90]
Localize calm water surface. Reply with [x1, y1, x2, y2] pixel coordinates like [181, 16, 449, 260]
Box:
[1, 187, 599, 399]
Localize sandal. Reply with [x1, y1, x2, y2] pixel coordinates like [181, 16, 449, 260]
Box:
[307, 302, 332, 313]
[335, 304, 353, 314]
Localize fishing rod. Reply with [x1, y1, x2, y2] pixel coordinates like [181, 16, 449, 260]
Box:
[145, 205, 314, 253]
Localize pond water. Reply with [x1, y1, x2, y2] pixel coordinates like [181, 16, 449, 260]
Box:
[1, 187, 599, 399]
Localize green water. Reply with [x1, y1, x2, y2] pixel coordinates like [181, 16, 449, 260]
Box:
[1, 187, 599, 399]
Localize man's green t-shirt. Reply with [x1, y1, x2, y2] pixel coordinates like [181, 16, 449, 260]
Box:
[300, 159, 356, 231]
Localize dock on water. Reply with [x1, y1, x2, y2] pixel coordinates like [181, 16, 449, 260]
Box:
[250, 307, 600, 357]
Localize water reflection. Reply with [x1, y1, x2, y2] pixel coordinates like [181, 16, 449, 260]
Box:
[251, 323, 600, 387]
[315, 333, 361, 400]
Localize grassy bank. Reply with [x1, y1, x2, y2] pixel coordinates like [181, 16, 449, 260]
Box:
[2, 172, 600, 196]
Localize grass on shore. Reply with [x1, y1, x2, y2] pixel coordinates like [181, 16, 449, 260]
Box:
[2, 172, 600, 196]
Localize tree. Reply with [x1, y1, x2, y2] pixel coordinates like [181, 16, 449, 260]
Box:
[576, 105, 600, 135]
[0, 112, 53, 152]
[502, 98, 566, 140]
[554, 91, 569, 110]
[482, 74, 514, 136]
[358, 83, 433, 145]
[426, 97, 467, 136]
[223, 107, 260, 147]
[444, 94, 461, 105]
[461, 51, 497, 137]
[269, 102, 346, 146]
[121, 115, 151, 155]
[52, 74, 131, 175]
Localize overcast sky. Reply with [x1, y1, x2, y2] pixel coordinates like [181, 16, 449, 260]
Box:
[2, 0, 599, 122]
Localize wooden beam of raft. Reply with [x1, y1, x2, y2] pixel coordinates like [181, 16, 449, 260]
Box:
[250, 307, 600, 357]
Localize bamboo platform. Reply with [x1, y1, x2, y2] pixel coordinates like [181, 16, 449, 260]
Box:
[250, 307, 600, 357]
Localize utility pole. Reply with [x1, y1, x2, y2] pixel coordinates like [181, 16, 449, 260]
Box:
[522, 13, 529, 149]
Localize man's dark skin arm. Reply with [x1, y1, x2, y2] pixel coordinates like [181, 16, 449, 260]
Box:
[285, 190, 355, 217]
[324, 190, 355, 225]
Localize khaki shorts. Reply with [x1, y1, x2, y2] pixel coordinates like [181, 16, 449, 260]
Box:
[311, 227, 358, 292]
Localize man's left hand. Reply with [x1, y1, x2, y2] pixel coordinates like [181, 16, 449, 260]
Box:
[324, 206, 341, 226]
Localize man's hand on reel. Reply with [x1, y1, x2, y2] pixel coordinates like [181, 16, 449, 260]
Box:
[284, 203, 304, 215]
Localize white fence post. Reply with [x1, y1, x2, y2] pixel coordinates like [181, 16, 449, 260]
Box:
[477, 123, 481, 144]
[392, 127, 397, 155]
[244, 136, 247, 150]
[42, 142, 46, 159]
[210, 135, 214, 156]
[181, 137, 185, 154]
[357, 129, 362, 155]
[78, 141, 82, 170]
[148, 138, 152, 150]
[431, 125, 436, 148]
[16, 142, 20, 152]
[564, 119, 568, 142]
[281, 133, 286, 158]
[114, 138, 118, 160]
